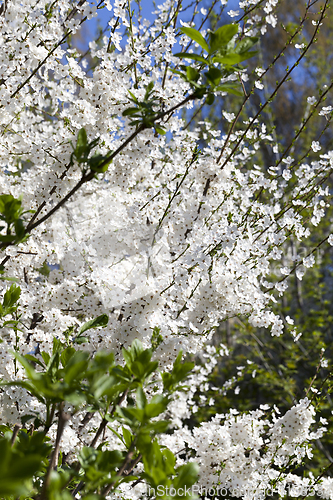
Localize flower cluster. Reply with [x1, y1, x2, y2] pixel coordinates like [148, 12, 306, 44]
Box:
[0, 0, 332, 498]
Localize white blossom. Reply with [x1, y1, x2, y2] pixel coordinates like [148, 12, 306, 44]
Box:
[0, 1, 330, 495]
[307, 96, 317, 105]
[311, 141, 321, 152]
[319, 106, 333, 116]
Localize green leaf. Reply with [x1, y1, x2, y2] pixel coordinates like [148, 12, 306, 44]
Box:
[87, 137, 100, 150]
[174, 462, 200, 489]
[128, 339, 144, 358]
[79, 314, 109, 335]
[127, 90, 138, 103]
[162, 351, 194, 392]
[142, 420, 169, 434]
[131, 361, 146, 379]
[20, 414, 36, 426]
[235, 36, 258, 54]
[122, 107, 140, 116]
[2, 380, 46, 404]
[0, 275, 20, 282]
[204, 67, 223, 86]
[24, 354, 45, 369]
[45, 351, 60, 377]
[162, 448, 176, 474]
[122, 348, 133, 369]
[41, 351, 50, 366]
[66, 392, 86, 406]
[99, 449, 124, 471]
[74, 336, 89, 344]
[154, 126, 166, 135]
[173, 53, 207, 64]
[193, 86, 207, 99]
[205, 93, 215, 105]
[144, 81, 154, 99]
[0, 195, 23, 224]
[209, 24, 239, 53]
[89, 350, 115, 373]
[13, 352, 41, 382]
[88, 154, 113, 173]
[131, 350, 157, 380]
[186, 66, 200, 82]
[14, 218, 26, 241]
[75, 128, 88, 160]
[0, 195, 11, 214]
[60, 347, 76, 367]
[216, 84, 243, 96]
[151, 327, 163, 351]
[136, 386, 147, 409]
[0, 436, 44, 492]
[118, 407, 145, 424]
[213, 51, 257, 65]
[0, 235, 16, 243]
[3, 284, 20, 310]
[122, 427, 133, 448]
[64, 351, 89, 384]
[145, 402, 167, 418]
[180, 27, 209, 53]
[92, 374, 117, 399]
[53, 336, 64, 353]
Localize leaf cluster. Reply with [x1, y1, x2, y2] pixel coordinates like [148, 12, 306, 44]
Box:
[0, 284, 21, 338]
[174, 25, 258, 104]
[70, 128, 113, 173]
[0, 332, 196, 498]
[0, 194, 32, 245]
[0, 430, 51, 497]
[122, 82, 166, 135]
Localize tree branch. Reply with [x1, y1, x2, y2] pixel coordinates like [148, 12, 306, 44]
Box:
[39, 402, 69, 500]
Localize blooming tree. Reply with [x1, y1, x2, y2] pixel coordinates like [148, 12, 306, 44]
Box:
[0, 0, 333, 498]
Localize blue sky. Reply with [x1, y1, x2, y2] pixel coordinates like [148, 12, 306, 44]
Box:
[77, 0, 239, 53]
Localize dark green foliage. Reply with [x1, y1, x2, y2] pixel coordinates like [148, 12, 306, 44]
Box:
[191, 220, 333, 478]
[122, 82, 167, 134]
[0, 194, 32, 245]
[70, 129, 113, 173]
[173, 24, 258, 102]
[0, 336, 197, 499]
[0, 284, 21, 342]
[0, 432, 50, 497]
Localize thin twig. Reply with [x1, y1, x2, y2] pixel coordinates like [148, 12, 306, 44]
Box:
[101, 447, 136, 497]
[10, 423, 22, 446]
[39, 402, 69, 500]
[216, 0, 329, 167]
